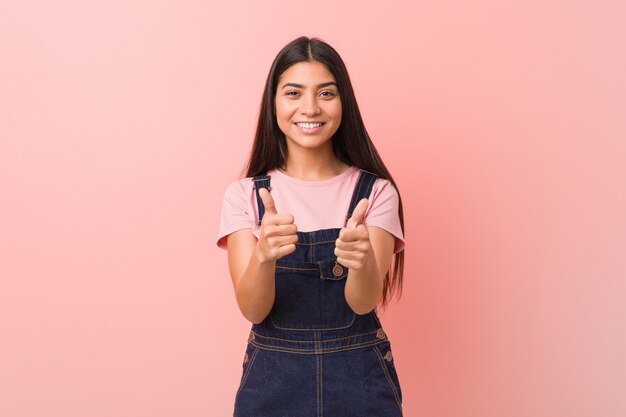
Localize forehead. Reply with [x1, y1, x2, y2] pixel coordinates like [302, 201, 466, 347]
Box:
[278, 61, 336, 83]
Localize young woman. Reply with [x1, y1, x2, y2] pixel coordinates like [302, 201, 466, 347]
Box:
[217, 36, 406, 417]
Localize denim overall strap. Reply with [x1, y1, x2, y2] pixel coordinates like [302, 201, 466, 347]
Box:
[345, 169, 378, 225]
[252, 172, 271, 227]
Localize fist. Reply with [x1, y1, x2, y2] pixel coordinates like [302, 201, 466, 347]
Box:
[334, 198, 371, 270]
[256, 187, 298, 262]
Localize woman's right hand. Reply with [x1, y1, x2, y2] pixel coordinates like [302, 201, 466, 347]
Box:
[255, 187, 298, 263]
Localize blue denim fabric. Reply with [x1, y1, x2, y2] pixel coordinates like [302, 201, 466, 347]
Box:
[233, 170, 403, 417]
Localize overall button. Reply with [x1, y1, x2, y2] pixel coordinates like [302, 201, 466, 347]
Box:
[248, 331, 255, 343]
[243, 352, 249, 364]
[384, 351, 393, 361]
[332, 263, 344, 277]
[376, 328, 386, 340]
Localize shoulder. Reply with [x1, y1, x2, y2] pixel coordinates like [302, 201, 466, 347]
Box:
[370, 176, 399, 201]
[221, 176, 255, 200]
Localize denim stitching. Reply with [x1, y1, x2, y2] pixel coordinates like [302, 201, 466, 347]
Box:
[346, 170, 377, 224]
[270, 312, 356, 331]
[352, 172, 367, 216]
[373, 344, 403, 412]
[320, 354, 324, 417]
[295, 239, 337, 245]
[346, 171, 365, 222]
[275, 267, 348, 279]
[357, 174, 376, 220]
[316, 354, 319, 416]
[253, 177, 270, 227]
[250, 328, 381, 343]
[317, 354, 323, 417]
[275, 266, 318, 271]
[314, 330, 320, 354]
[359, 168, 378, 177]
[251, 339, 386, 354]
[234, 346, 259, 405]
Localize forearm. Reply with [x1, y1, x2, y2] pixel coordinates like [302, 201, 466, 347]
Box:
[236, 245, 276, 324]
[344, 250, 383, 315]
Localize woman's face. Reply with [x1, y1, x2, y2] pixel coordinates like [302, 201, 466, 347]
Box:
[274, 61, 342, 153]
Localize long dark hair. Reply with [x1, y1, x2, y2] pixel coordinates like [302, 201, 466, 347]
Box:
[242, 36, 405, 311]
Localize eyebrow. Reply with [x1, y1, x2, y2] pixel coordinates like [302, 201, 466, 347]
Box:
[281, 81, 338, 89]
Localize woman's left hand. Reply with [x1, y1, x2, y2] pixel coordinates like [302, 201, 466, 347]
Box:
[334, 198, 371, 270]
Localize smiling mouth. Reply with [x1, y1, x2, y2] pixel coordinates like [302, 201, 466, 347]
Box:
[294, 122, 325, 128]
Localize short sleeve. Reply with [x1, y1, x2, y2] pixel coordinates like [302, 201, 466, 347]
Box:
[216, 180, 254, 250]
[364, 180, 405, 254]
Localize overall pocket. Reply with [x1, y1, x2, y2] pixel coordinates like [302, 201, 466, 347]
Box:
[270, 259, 356, 330]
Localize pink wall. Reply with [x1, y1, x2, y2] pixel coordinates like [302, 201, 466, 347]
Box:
[1, 1, 625, 416]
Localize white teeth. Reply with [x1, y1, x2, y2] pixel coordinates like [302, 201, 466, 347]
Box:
[296, 122, 323, 128]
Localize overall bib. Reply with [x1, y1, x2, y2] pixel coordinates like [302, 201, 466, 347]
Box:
[233, 169, 403, 417]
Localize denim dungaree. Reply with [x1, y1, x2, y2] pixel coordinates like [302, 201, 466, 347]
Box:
[233, 169, 403, 417]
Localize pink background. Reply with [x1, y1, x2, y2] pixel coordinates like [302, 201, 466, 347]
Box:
[1, 1, 625, 416]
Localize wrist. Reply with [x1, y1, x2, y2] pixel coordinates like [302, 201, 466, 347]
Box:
[253, 244, 274, 265]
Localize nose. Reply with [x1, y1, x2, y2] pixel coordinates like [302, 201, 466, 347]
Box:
[300, 93, 321, 116]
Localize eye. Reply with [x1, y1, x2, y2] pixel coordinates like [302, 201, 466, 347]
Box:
[285, 90, 300, 96]
[320, 90, 336, 97]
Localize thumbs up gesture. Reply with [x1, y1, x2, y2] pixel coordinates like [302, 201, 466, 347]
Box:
[256, 187, 298, 263]
[334, 198, 371, 270]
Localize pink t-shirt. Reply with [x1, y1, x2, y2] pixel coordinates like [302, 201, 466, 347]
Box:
[216, 165, 405, 254]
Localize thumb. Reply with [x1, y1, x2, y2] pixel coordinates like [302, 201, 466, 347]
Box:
[346, 198, 368, 229]
[259, 187, 278, 216]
